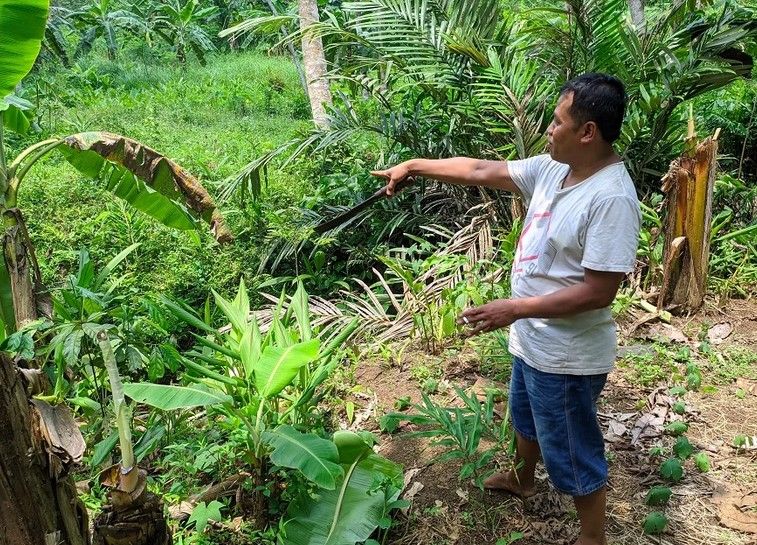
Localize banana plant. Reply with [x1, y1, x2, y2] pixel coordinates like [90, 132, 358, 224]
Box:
[277, 430, 406, 545]
[153, 0, 219, 65]
[122, 279, 359, 526]
[73, 0, 147, 60]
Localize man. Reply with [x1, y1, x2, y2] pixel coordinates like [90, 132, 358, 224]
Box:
[371, 73, 640, 545]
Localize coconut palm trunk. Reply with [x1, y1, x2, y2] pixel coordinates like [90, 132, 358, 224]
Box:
[298, 0, 332, 128]
[629, 0, 645, 30]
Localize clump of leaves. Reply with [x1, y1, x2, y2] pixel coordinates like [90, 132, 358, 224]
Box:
[645, 486, 673, 507]
[665, 421, 689, 436]
[673, 437, 694, 460]
[643, 512, 669, 535]
[694, 452, 711, 473]
[660, 458, 684, 482]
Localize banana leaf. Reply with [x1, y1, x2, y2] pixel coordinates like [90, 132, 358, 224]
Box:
[263, 425, 343, 490]
[123, 383, 232, 410]
[59, 132, 232, 242]
[0, 0, 48, 103]
[280, 431, 404, 545]
[256, 339, 320, 398]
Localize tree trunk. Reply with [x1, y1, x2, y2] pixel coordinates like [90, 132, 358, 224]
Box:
[0, 354, 90, 545]
[629, 0, 645, 30]
[3, 211, 38, 329]
[659, 124, 719, 311]
[299, 0, 332, 128]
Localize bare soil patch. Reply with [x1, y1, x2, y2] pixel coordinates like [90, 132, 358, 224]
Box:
[350, 299, 757, 545]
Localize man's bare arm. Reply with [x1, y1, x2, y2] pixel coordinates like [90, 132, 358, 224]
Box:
[371, 157, 520, 196]
[459, 269, 625, 334]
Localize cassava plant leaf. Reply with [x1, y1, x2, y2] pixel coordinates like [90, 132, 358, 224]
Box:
[672, 436, 694, 460]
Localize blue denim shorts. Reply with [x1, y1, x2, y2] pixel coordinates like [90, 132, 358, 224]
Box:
[509, 356, 608, 497]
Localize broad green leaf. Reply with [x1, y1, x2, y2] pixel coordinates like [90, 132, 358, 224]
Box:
[672, 436, 694, 460]
[239, 320, 262, 379]
[280, 452, 403, 545]
[59, 132, 231, 242]
[694, 452, 710, 473]
[672, 401, 686, 415]
[123, 383, 231, 410]
[645, 486, 672, 506]
[212, 288, 246, 335]
[643, 512, 668, 535]
[69, 396, 101, 413]
[263, 425, 343, 490]
[2, 102, 31, 133]
[660, 458, 684, 482]
[188, 500, 223, 533]
[233, 278, 250, 320]
[291, 282, 312, 341]
[334, 430, 376, 465]
[255, 339, 320, 398]
[0, 0, 48, 102]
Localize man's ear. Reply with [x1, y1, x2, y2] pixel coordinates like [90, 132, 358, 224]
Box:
[580, 121, 599, 143]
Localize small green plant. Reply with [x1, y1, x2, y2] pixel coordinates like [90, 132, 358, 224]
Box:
[643, 512, 669, 535]
[694, 452, 711, 473]
[660, 458, 684, 483]
[645, 486, 673, 507]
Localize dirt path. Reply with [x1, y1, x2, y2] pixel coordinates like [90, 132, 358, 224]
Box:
[348, 299, 757, 545]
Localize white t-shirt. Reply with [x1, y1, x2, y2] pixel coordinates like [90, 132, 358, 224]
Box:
[507, 154, 641, 375]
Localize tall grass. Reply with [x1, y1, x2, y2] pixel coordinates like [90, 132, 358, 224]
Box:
[17, 51, 311, 303]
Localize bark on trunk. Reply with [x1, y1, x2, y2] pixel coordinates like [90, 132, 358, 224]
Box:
[3, 211, 38, 329]
[299, 0, 332, 128]
[0, 354, 89, 545]
[629, 0, 646, 30]
[659, 128, 719, 310]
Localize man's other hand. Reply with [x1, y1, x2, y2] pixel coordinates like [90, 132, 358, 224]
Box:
[458, 299, 520, 335]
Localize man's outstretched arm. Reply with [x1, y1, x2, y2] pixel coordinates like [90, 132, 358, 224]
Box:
[459, 269, 625, 334]
[371, 157, 520, 196]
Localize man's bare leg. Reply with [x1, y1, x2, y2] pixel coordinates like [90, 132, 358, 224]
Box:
[484, 431, 539, 497]
[573, 486, 607, 545]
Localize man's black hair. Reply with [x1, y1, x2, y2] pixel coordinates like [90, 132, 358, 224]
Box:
[559, 73, 627, 143]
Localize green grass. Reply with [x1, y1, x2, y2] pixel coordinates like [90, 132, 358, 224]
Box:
[14, 51, 312, 304]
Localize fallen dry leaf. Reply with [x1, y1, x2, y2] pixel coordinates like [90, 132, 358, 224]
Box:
[712, 486, 757, 534]
[707, 322, 733, 344]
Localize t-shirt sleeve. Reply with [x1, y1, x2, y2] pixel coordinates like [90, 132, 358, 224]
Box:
[507, 154, 550, 202]
[581, 196, 641, 273]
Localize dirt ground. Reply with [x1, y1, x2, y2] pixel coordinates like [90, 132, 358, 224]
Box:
[350, 298, 757, 545]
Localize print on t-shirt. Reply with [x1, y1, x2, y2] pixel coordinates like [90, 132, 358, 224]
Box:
[513, 210, 552, 285]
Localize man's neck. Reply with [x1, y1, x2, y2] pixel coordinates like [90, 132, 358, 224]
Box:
[563, 149, 621, 189]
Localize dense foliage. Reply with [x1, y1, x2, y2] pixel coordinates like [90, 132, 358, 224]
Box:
[1, 0, 755, 544]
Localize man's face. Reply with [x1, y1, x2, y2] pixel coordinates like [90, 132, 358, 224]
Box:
[546, 92, 583, 163]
